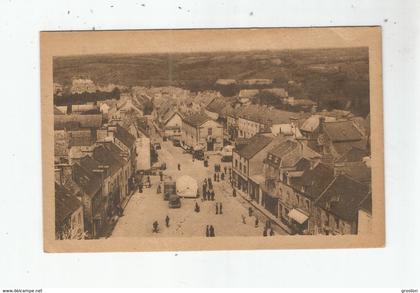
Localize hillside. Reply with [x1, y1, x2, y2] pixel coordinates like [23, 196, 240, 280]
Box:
[53, 47, 370, 116]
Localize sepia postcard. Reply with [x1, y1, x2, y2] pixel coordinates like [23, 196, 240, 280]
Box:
[41, 27, 384, 252]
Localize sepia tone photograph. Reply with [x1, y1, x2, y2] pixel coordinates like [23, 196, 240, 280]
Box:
[41, 27, 384, 252]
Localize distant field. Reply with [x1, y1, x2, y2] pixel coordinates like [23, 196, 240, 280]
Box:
[53, 47, 370, 116]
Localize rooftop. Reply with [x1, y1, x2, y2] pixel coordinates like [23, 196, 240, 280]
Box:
[182, 112, 211, 127]
[236, 134, 274, 160]
[55, 183, 82, 224]
[316, 175, 370, 222]
[324, 120, 364, 142]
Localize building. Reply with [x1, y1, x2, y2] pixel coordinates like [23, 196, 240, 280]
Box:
[160, 110, 183, 140]
[181, 112, 223, 151]
[71, 159, 106, 239]
[232, 133, 287, 202]
[314, 175, 370, 235]
[261, 139, 321, 232]
[236, 105, 298, 139]
[55, 183, 85, 240]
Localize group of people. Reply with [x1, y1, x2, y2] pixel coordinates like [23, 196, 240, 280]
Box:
[205, 225, 216, 237]
[202, 178, 216, 201]
[152, 215, 171, 233]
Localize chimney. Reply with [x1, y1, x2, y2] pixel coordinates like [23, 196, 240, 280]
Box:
[319, 116, 326, 133]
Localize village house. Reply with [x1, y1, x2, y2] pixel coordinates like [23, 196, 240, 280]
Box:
[160, 109, 183, 141]
[261, 139, 321, 233]
[96, 123, 137, 179]
[314, 174, 370, 235]
[232, 133, 287, 202]
[236, 104, 298, 139]
[181, 112, 223, 152]
[55, 183, 85, 240]
[71, 157, 107, 239]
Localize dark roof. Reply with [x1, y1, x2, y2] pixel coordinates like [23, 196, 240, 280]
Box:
[54, 114, 103, 130]
[183, 112, 211, 127]
[337, 163, 371, 184]
[297, 163, 335, 200]
[206, 97, 236, 115]
[236, 134, 273, 160]
[72, 160, 102, 197]
[324, 121, 364, 142]
[316, 175, 370, 222]
[332, 140, 368, 156]
[55, 183, 82, 224]
[115, 124, 136, 148]
[92, 145, 124, 176]
[337, 147, 369, 163]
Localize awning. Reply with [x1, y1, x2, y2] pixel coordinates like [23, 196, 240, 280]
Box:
[288, 209, 309, 225]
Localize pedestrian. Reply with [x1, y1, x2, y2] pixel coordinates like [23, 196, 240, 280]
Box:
[241, 214, 246, 224]
[219, 202, 223, 215]
[269, 228, 274, 236]
[205, 190, 210, 201]
[211, 190, 215, 201]
[263, 227, 268, 237]
[206, 225, 210, 237]
[147, 176, 151, 187]
[221, 172, 225, 181]
[165, 215, 170, 227]
[224, 166, 227, 174]
[153, 221, 159, 233]
[214, 173, 217, 182]
[195, 202, 200, 213]
[255, 217, 259, 228]
[159, 171, 163, 181]
[177, 163, 181, 171]
[157, 184, 161, 194]
[139, 183, 143, 193]
[248, 207, 253, 217]
[215, 203, 219, 215]
[210, 225, 215, 237]
[233, 189, 236, 197]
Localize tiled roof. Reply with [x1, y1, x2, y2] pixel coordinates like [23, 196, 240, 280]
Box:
[115, 124, 136, 148]
[316, 175, 370, 222]
[332, 140, 368, 156]
[92, 145, 124, 176]
[297, 163, 335, 200]
[206, 97, 235, 115]
[237, 104, 297, 125]
[268, 139, 320, 168]
[236, 134, 274, 160]
[73, 157, 103, 197]
[183, 112, 211, 127]
[324, 121, 364, 142]
[55, 183, 82, 224]
[337, 147, 369, 163]
[54, 114, 103, 130]
[337, 162, 371, 184]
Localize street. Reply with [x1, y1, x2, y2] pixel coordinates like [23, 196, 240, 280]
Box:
[111, 141, 287, 238]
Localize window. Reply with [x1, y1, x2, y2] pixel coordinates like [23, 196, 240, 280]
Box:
[243, 165, 247, 174]
[208, 128, 212, 135]
[239, 162, 242, 172]
[235, 159, 238, 168]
